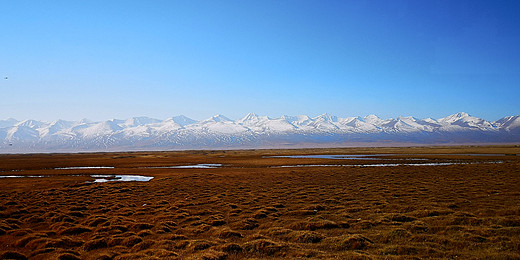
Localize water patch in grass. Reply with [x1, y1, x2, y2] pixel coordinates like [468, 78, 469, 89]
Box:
[0, 175, 47, 178]
[143, 164, 222, 169]
[269, 154, 513, 160]
[90, 175, 153, 183]
[268, 154, 398, 160]
[0, 174, 153, 182]
[55, 166, 115, 170]
[272, 161, 503, 168]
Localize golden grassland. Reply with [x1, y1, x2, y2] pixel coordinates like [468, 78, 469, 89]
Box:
[0, 145, 519, 259]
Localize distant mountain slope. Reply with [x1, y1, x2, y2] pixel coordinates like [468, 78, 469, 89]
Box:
[1, 113, 519, 153]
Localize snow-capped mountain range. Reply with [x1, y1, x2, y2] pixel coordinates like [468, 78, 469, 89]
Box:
[1, 112, 519, 153]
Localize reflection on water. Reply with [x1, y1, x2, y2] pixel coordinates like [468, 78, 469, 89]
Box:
[0, 175, 47, 178]
[55, 166, 115, 170]
[270, 154, 392, 160]
[143, 164, 222, 169]
[0, 174, 153, 182]
[90, 175, 154, 182]
[272, 161, 503, 168]
[269, 154, 512, 160]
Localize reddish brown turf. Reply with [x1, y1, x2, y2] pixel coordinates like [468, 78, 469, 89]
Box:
[0, 146, 519, 259]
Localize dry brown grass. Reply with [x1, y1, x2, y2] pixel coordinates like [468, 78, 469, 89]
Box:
[0, 145, 519, 259]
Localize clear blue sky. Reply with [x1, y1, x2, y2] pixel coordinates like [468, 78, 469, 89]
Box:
[1, 0, 519, 121]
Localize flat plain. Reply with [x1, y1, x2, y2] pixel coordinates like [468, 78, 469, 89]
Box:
[0, 146, 519, 259]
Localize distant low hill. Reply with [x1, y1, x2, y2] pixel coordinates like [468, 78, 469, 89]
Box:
[1, 112, 519, 153]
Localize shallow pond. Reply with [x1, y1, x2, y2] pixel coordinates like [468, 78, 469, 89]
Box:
[269, 154, 512, 160]
[54, 166, 115, 170]
[272, 161, 502, 168]
[0, 175, 47, 178]
[0, 174, 154, 182]
[143, 164, 222, 169]
[90, 175, 154, 182]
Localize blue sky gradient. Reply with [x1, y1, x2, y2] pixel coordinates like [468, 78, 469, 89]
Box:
[1, 0, 519, 121]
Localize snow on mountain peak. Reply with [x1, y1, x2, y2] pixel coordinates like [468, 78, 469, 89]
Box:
[437, 112, 494, 130]
[1, 112, 519, 152]
[282, 115, 312, 126]
[205, 115, 232, 123]
[439, 112, 471, 123]
[315, 113, 338, 122]
[15, 119, 44, 128]
[363, 114, 383, 125]
[0, 118, 19, 128]
[398, 116, 416, 121]
[280, 115, 295, 122]
[494, 116, 520, 131]
[239, 113, 260, 123]
[124, 117, 161, 127]
[171, 115, 197, 127]
[244, 112, 258, 118]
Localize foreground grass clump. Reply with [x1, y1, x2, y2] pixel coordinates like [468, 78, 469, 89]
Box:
[321, 234, 373, 251]
[243, 239, 285, 256]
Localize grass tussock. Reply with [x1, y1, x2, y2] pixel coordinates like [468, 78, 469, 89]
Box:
[286, 230, 325, 243]
[140, 248, 178, 258]
[185, 249, 227, 260]
[187, 240, 216, 251]
[215, 228, 243, 239]
[321, 234, 373, 251]
[288, 219, 340, 230]
[0, 251, 28, 260]
[243, 239, 285, 256]
[83, 238, 108, 251]
[57, 252, 81, 260]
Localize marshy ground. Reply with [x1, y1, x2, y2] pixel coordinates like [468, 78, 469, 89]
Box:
[0, 146, 519, 259]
